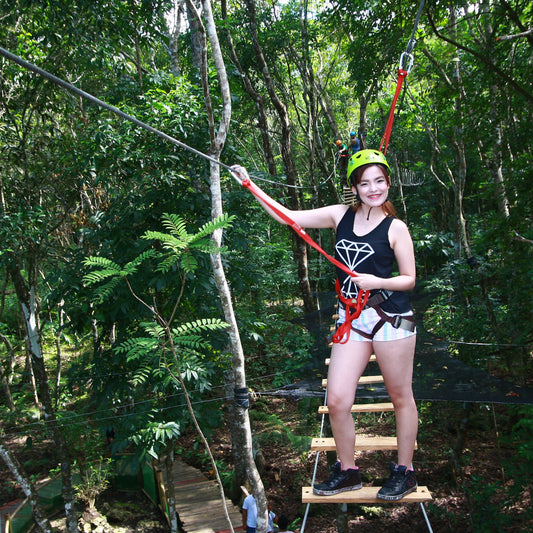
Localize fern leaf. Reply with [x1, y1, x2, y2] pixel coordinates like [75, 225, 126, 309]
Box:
[83, 256, 122, 270]
[172, 318, 228, 336]
[180, 253, 198, 274]
[161, 213, 188, 238]
[193, 213, 235, 241]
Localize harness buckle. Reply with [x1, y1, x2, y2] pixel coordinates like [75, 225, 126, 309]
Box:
[392, 315, 402, 329]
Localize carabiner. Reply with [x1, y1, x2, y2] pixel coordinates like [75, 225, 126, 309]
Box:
[399, 52, 414, 74]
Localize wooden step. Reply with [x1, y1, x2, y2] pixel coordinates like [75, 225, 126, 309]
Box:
[322, 375, 383, 387]
[318, 402, 394, 414]
[325, 354, 376, 365]
[311, 436, 417, 451]
[302, 485, 432, 504]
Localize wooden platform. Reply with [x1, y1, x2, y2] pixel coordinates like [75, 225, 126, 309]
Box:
[302, 485, 433, 504]
[170, 460, 244, 533]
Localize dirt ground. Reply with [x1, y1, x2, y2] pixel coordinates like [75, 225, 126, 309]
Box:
[201, 397, 532, 533]
[2, 396, 532, 533]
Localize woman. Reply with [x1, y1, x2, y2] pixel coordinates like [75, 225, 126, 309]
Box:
[231, 149, 418, 501]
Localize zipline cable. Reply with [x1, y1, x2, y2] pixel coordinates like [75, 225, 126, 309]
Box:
[0, 45, 361, 282]
[0, 46, 232, 173]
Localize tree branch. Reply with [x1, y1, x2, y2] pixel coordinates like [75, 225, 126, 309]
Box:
[426, 10, 533, 103]
[513, 230, 533, 244]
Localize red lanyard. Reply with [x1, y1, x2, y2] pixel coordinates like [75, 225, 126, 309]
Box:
[241, 177, 357, 279]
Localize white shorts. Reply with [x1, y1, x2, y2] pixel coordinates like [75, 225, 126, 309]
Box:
[337, 305, 416, 342]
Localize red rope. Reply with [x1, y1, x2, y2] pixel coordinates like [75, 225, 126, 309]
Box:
[241, 178, 357, 280]
[379, 68, 408, 155]
[241, 178, 370, 329]
[330, 279, 369, 344]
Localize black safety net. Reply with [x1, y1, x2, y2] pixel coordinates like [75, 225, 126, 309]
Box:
[281, 290, 533, 405]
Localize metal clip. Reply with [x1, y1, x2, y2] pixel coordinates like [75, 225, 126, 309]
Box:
[399, 52, 414, 73]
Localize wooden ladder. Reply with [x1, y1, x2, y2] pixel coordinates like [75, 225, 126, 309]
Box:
[301, 317, 433, 506]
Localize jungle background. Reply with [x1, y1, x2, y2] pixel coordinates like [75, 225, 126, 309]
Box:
[0, 0, 532, 532]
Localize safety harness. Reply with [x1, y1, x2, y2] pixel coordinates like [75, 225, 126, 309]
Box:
[331, 279, 415, 344]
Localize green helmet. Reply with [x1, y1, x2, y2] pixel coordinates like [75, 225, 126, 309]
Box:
[346, 149, 390, 185]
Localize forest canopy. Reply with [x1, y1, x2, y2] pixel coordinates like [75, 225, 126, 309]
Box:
[0, 0, 532, 531]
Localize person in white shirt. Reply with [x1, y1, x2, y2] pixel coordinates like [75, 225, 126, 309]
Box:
[242, 493, 257, 533]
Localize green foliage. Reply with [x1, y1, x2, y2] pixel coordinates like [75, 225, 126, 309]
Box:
[74, 459, 113, 511]
[1, 7, 532, 528]
[250, 410, 311, 454]
[81, 212, 232, 464]
[143, 212, 236, 274]
[115, 318, 228, 391]
[466, 475, 513, 531]
[84, 212, 234, 301]
[130, 421, 181, 460]
[501, 406, 533, 516]
[236, 304, 315, 388]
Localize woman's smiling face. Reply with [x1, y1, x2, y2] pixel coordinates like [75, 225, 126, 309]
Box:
[353, 165, 390, 207]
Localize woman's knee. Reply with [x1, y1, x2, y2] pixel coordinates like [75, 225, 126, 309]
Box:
[326, 391, 353, 415]
[387, 388, 416, 409]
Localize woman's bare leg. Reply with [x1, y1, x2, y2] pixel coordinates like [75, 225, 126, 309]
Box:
[374, 335, 418, 466]
[326, 340, 374, 469]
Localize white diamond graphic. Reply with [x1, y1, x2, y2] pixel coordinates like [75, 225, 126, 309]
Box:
[335, 239, 375, 298]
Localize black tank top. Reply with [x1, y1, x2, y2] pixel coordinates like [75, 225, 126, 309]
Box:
[334, 207, 412, 313]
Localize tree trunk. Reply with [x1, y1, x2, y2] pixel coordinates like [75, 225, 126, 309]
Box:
[221, 2, 277, 177]
[8, 264, 79, 533]
[129, 0, 144, 92]
[0, 332, 16, 411]
[358, 81, 378, 149]
[335, 503, 349, 533]
[244, 0, 315, 315]
[187, 0, 205, 81]
[163, 449, 179, 533]
[0, 437, 54, 533]
[224, 369, 247, 501]
[24, 333, 40, 410]
[167, 0, 185, 77]
[51, 300, 65, 408]
[448, 8, 471, 260]
[186, 0, 268, 530]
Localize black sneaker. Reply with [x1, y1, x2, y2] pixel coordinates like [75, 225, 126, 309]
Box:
[376, 462, 417, 501]
[313, 461, 362, 496]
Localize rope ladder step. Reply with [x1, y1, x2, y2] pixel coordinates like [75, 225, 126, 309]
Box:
[301, 486, 433, 504]
[318, 402, 395, 414]
[321, 375, 383, 387]
[310, 436, 418, 452]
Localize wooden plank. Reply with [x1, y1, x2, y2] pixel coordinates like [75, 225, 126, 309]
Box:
[310, 436, 417, 451]
[302, 485, 432, 504]
[322, 375, 384, 387]
[318, 402, 394, 414]
[168, 460, 243, 533]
